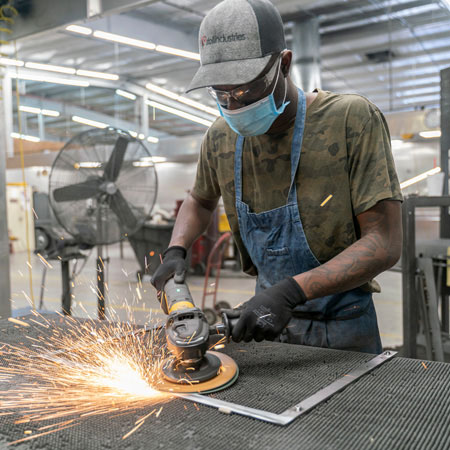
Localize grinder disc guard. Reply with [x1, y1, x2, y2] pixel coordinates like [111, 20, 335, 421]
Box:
[158, 351, 238, 394]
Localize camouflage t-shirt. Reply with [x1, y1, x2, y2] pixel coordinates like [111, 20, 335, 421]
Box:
[193, 89, 402, 291]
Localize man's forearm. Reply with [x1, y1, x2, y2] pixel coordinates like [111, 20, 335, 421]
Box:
[169, 193, 218, 250]
[294, 200, 402, 300]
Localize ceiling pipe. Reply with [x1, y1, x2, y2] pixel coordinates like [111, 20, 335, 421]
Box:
[290, 17, 321, 92]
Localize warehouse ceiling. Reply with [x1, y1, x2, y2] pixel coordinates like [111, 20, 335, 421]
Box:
[5, 0, 450, 143]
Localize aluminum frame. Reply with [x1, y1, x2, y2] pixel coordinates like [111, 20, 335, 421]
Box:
[176, 351, 397, 426]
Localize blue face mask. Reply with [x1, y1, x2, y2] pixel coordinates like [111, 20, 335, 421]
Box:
[216, 62, 290, 137]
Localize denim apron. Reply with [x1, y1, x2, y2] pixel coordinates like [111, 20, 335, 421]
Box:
[234, 88, 382, 354]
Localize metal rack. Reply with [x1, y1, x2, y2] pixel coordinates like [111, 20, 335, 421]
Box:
[402, 196, 450, 359]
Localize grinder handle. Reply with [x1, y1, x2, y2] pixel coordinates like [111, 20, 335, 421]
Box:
[162, 278, 195, 315]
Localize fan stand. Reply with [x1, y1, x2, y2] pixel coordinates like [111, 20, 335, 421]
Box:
[96, 202, 110, 320]
[96, 245, 107, 320]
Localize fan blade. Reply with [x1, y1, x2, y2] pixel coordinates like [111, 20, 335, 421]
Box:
[109, 189, 138, 231]
[53, 179, 102, 202]
[103, 136, 129, 182]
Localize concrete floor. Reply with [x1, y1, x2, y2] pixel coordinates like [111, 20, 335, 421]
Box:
[7, 242, 402, 349]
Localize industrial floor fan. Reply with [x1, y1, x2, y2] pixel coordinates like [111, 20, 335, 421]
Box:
[49, 127, 158, 319]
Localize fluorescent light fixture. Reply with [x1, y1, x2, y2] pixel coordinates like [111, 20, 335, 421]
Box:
[146, 83, 220, 117]
[10, 72, 90, 87]
[177, 96, 219, 116]
[0, 57, 24, 66]
[93, 30, 156, 50]
[25, 61, 76, 75]
[19, 105, 41, 114]
[147, 100, 213, 127]
[155, 44, 200, 61]
[146, 82, 179, 100]
[147, 136, 159, 143]
[419, 130, 441, 139]
[400, 167, 441, 189]
[66, 25, 92, 35]
[41, 109, 60, 117]
[19, 106, 60, 117]
[140, 156, 166, 163]
[11, 132, 40, 143]
[115, 89, 136, 100]
[77, 162, 102, 168]
[133, 161, 154, 167]
[76, 69, 119, 81]
[72, 115, 108, 129]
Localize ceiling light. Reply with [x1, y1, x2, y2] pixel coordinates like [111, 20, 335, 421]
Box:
[419, 130, 441, 139]
[400, 167, 441, 189]
[128, 130, 138, 138]
[177, 96, 219, 116]
[41, 109, 60, 117]
[77, 162, 102, 168]
[19, 105, 41, 114]
[11, 132, 40, 143]
[147, 100, 213, 127]
[66, 25, 92, 35]
[138, 133, 145, 140]
[147, 136, 159, 143]
[146, 82, 179, 100]
[10, 72, 90, 87]
[140, 156, 166, 163]
[155, 44, 200, 61]
[0, 57, 24, 66]
[93, 30, 156, 50]
[115, 89, 136, 100]
[25, 61, 76, 74]
[72, 115, 108, 129]
[146, 83, 220, 117]
[76, 69, 119, 81]
[18, 106, 60, 117]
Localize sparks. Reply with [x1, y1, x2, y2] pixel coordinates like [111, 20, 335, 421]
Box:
[0, 313, 175, 444]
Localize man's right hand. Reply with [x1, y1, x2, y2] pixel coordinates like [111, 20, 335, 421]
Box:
[150, 246, 187, 299]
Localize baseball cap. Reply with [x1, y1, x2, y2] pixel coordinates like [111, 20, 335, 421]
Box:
[186, 0, 286, 93]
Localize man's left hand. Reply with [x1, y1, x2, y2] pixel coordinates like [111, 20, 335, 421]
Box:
[232, 277, 307, 343]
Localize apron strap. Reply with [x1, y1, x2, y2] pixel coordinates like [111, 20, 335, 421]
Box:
[235, 135, 245, 202]
[287, 88, 307, 205]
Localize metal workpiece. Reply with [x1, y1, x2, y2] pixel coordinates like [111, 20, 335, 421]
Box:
[177, 351, 396, 426]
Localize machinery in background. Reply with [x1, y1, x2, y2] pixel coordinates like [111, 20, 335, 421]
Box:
[48, 128, 158, 318]
[402, 196, 450, 361]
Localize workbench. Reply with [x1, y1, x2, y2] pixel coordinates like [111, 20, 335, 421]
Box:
[1, 315, 449, 449]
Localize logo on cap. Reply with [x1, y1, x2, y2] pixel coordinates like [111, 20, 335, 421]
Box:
[201, 33, 246, 47]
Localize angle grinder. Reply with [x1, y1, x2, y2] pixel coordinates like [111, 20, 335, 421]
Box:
[158, 278, 239, 393]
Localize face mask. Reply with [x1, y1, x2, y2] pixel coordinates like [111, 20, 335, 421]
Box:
[217, 61, 290, 137]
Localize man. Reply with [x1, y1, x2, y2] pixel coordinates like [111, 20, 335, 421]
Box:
[151, 0, 402, 354]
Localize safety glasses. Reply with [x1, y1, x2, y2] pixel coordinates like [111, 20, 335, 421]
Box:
[207, 55, 281, 108]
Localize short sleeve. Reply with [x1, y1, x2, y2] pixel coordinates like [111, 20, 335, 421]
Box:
[192, 131, 222, 202]
[347, 104, 403, 216]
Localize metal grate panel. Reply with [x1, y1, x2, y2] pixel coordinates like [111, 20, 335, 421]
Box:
[1, 316, 450, 449]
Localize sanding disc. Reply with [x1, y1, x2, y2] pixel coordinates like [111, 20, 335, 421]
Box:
[157, 351, 238, 394]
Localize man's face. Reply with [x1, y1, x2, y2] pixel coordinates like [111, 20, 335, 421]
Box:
[209, 51, 290, 111]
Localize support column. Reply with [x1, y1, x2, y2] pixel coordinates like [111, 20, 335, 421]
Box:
[0, 68, 12, 318]
[290, 18, 321, 92]
[440, 67, 450, 238]
[140, 94, 149, 137]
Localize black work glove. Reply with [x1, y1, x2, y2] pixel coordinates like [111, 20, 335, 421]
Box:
[150, 246, 187, 301]
[232, 277, 307, 343]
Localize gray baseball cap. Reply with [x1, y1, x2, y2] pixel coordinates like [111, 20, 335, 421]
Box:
[186, 0, 286, 93]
